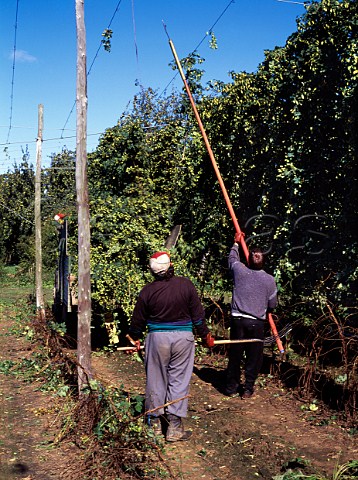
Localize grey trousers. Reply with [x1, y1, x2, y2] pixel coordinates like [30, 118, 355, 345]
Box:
[144, 331, 195, 418]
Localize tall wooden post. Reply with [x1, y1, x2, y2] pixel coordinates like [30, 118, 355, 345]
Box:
[75, 0, 92, 392]
[35, 104, 45, 320]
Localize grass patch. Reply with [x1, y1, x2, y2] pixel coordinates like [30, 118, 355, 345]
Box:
[0, 264, 53, 304]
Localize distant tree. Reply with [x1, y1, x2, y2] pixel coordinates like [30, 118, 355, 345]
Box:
[0, 156, 35, 264]
[42, 148, 76, 218]
[40, 149, 77, 270]
[88, 88, 201, 315]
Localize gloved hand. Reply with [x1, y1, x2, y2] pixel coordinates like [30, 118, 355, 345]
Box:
[126, 334, 141, 354]
[234, 231, 245, 244]
[202, 332, 215, 348]
[125, 340, 141, 355]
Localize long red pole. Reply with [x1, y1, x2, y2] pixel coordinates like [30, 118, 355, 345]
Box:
[167, 37, 284, 354]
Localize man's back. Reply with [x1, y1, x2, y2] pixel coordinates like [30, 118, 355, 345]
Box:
[139, 276, 203, 322]
[229, 244, 277, 319]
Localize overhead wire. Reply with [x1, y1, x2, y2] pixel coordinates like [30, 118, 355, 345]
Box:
[160, 0, 236, 96]
[276, 0, 307, 4]
[6, 0, 20, 145]
[60, 0, 124, 138]
[192, 0, 236, 53]
[158, 0, 236, 162]
[131, 0, 141, 86]
[0, 132, 104, 147]
[3, 0, 236, 171]
[0, 133, 101, 174]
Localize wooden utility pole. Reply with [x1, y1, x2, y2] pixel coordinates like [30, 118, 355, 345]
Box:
[75, 0, 92, 392]
[35, 103, 45, 320]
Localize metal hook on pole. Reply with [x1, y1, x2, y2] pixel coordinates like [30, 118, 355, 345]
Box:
[165, 30, 284, 354]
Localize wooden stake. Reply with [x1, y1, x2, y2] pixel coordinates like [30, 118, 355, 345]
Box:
[35, 103, 45, 320]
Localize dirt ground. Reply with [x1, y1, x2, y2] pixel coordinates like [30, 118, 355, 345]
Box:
[0, 304, 357, 480]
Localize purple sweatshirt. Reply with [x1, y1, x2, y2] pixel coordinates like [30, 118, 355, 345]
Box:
[229, 244, 277, 320]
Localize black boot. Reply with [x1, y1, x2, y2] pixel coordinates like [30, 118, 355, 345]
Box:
[166, 414, 192, 442]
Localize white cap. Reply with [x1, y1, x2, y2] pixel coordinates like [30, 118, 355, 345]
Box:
[149, 252, 170, 274]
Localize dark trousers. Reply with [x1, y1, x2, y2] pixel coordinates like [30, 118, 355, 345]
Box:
[225, 316, 265, 394]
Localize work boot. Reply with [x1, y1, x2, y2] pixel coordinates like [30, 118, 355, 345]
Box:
[242, 389, 254, 399]
[166, 414, 192, 442]
[147, 415, 162, 436]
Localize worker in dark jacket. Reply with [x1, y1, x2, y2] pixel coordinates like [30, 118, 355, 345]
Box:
[224, 232, 278, 398]
[129, 251, 214, 442]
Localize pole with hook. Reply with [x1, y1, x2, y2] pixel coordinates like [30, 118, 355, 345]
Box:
[163, 26, 284, 354]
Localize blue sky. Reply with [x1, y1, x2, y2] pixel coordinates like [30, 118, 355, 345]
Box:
[0, 0, 306, 174]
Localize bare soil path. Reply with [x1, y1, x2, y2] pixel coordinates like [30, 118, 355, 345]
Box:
[0, 303, 76, 480]
[0, 302, 356, 480]
[92, 351, 357, 480]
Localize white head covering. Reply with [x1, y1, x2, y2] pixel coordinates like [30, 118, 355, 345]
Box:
[149, 251, 170, 274]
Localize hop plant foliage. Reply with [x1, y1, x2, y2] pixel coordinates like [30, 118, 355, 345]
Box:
[101, 28, 113, 52]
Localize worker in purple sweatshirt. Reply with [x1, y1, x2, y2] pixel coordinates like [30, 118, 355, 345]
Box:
[224, 232, 278, 398]
[129, 251, 214, 442]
